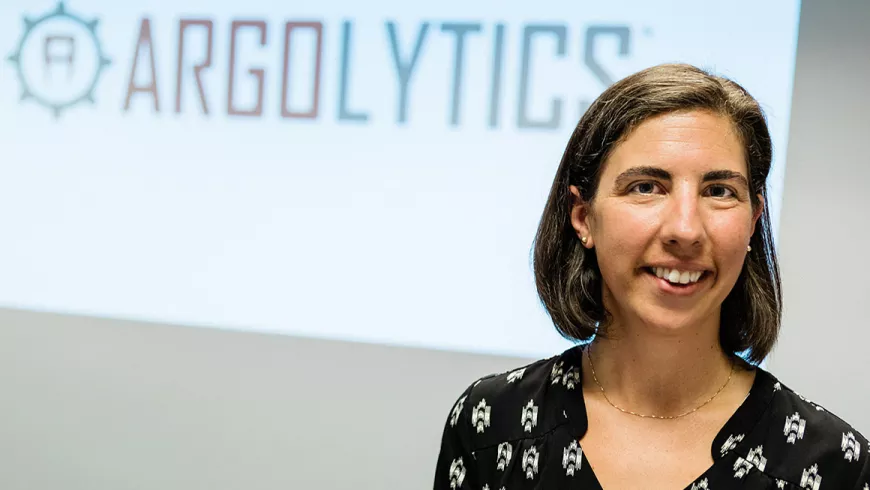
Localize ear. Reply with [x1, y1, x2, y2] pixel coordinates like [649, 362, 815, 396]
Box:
[569, 185, 594, 248]
[751, 193, 765, 235]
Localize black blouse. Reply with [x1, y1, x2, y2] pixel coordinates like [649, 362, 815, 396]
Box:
[434, 345, 869, 489]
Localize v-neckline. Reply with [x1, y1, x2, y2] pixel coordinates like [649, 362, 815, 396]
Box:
[556, 345, 777, 489]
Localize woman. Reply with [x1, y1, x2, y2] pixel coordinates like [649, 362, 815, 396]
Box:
[433, 64, 869, 489]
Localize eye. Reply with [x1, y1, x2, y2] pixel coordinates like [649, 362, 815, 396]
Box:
[629, 181, 662, 195]
[705, 185, 737, 199]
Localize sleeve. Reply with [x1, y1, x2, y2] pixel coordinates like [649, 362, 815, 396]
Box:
[854, 431, 870, 490]
[433, 382, 480, 490]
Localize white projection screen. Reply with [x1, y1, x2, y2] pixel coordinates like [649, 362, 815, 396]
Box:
[0, 0, 801, 358]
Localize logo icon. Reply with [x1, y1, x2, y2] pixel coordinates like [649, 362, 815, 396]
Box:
[496, 442, 512, 471]
[841, 431, 861, 462]
[562, 440, 582, 476]
[7, 1, 111, 117]
[471, 399, 492, 434]
[522, 445, 539, 479]
[783, 412, 807, 444]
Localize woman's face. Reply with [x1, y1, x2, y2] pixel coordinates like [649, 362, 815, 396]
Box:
[570, 110, 763, 334]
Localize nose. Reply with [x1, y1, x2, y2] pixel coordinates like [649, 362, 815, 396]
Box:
[660, 186, 705, 251]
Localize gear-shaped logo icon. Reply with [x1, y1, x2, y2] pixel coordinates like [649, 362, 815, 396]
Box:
[7, 1, 111, 117]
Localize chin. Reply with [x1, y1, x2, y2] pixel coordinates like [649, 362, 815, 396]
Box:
[634, 305, 708, 334]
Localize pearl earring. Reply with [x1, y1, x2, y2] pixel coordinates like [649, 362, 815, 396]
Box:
[581, 237, 588, 245]
[747, 245, 752, 252]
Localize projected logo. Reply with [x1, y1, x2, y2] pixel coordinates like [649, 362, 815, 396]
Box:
[5, 2, 640, 128]
[7, 1, 111, 117]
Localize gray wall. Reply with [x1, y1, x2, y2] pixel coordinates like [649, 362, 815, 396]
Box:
[766, 0, 870, 433]
[0, 308, 527, 489]
[2, 0, 869, 488]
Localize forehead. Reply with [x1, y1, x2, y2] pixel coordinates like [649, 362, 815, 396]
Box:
[604, 110, 746, 175]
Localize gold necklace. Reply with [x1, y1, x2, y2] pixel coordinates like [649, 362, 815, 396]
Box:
[586, 346, 735, 420]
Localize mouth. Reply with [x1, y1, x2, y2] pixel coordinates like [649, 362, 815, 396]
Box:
[642, 266, 712, 295]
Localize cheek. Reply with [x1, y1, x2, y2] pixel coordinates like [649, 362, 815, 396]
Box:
[707, 207, 754, 239]
[707, 212, 754, 267]
[595, 206, 659, 243]
[593, 206, 658, 269]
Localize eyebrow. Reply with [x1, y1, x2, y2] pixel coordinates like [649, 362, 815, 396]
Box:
[614, 166, 750, 190]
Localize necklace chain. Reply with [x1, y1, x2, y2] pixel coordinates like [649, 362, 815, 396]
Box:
[586, 346, 735, 420]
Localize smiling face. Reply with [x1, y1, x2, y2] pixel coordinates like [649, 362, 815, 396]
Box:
[570, 110, 763, 334]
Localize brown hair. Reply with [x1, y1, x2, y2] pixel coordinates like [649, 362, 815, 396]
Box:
[532, 63, 781, 363]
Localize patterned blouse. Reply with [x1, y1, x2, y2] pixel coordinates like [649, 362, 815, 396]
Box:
[434, 345, 869, 489]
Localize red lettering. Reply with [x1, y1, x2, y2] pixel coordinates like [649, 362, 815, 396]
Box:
[124, 18, 160, 112]
[228, 20, 267, 117]
[176, 19, 213, 114]
[281, 21, 323, 119]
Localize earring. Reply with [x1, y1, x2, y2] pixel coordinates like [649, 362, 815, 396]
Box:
[581, 237, 588, 245]
[747, 245, 752, 252]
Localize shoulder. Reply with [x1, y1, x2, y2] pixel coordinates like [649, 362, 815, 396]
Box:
[444, 347, 581, 451]
[772, 377, 867, 450]
[762, 374, 869, 487]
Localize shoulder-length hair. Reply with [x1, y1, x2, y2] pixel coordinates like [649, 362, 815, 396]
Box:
[532, 63, 781, 363]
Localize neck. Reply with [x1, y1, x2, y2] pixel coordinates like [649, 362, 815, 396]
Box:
[584, 321, 735, 418]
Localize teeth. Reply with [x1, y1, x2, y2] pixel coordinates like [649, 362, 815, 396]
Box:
[651, 267, 704, 284]
[679, 271, 691, 284]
